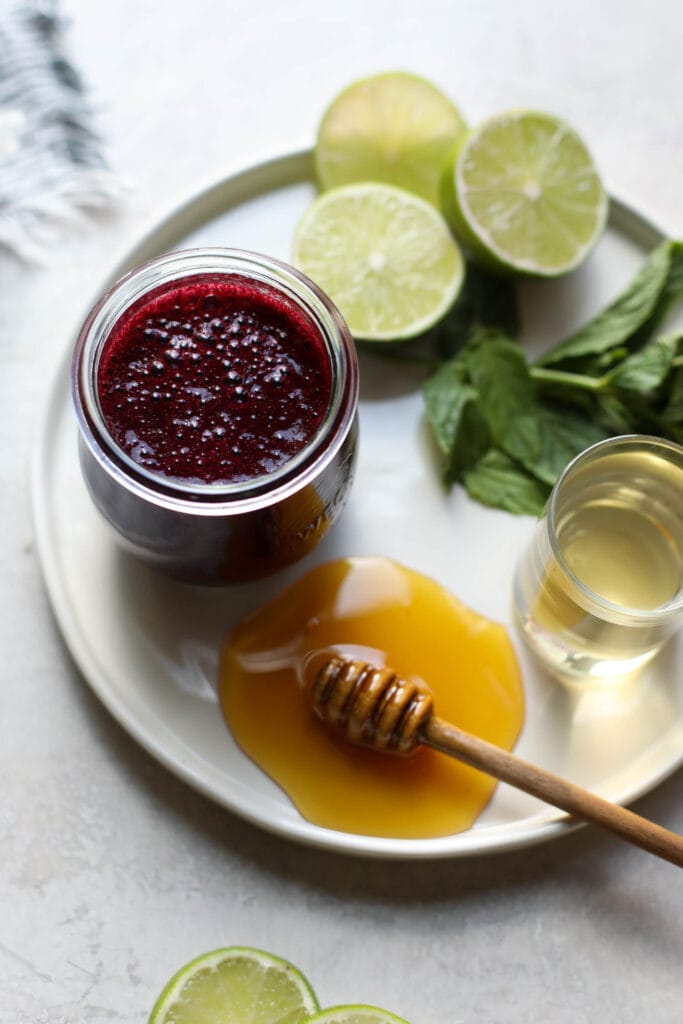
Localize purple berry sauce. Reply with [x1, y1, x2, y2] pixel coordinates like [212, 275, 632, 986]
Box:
[96, 275, 333, 485]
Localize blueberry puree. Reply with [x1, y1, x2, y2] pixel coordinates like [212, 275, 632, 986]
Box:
[96, 275, 333, 484]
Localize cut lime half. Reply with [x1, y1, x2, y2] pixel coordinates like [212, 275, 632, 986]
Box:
[308, 1006, 411, 1024]
[148, 947, 319, 1024]
[293, 182, 464, 341]
[443, 110, 608, 276]
[315, 71, 466, 206]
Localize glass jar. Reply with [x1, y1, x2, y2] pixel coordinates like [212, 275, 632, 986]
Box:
[72, 248, 359, 584]
[513, 435, 683, 683]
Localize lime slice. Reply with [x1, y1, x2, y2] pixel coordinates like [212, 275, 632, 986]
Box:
[148, 947, 319, 1024]
[315, 71, 466, 206]
[308, 1006, 410, 1024]
[442, 110, 608, 277]
[292, 182, 464, 341]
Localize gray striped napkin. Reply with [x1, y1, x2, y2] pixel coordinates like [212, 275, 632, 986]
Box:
[0, 0, 119, 261]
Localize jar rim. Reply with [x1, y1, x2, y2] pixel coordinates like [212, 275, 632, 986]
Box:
[72, 248, 359, 514]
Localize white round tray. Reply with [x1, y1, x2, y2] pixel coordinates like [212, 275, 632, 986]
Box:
[32, 149, 683, 858]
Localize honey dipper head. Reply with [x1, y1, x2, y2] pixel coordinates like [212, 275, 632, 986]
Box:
[310, 655, 433, 754]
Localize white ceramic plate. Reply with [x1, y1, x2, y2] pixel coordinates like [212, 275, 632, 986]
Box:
[32, 150, 683, 858]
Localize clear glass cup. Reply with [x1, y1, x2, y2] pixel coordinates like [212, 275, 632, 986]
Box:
[512, 435, 683, 683]
[72, 248, 359, 584]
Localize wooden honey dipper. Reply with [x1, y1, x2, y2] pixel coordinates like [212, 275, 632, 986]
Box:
[310, 655, 683, 867]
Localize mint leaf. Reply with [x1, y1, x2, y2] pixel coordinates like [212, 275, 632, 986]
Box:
[447, 400, 491, 480]
[423, 357, 490, 479]
[466, 333, 536, 442]
[466, 334, 608, 485]
[538, 241, 675, 367]
[464, 449, 550, 516]
[423, 358, 469, 455]
[431, 264, 520, 358]
[642, 241, 683, 336]
[528, 405, 608, 484]
[607, 332, 681, 392]
[595, 393, 642, 434]
[662, 367, 683, 423]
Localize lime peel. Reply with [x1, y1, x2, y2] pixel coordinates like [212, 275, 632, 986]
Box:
[307, 1006, 411, 1024]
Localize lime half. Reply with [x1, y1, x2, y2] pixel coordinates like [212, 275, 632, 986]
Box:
[315, 71, 466, 206]
[293, 182, 464, 341]
[443, 110, 608, 276]
[308, 1007, 411, 1024]
[148, 947, 319, 1024]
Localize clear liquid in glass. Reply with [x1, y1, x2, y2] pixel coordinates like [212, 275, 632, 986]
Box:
[514, 441, 683, 683]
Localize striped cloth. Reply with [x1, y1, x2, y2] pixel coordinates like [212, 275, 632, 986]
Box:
[0, 0, 118, 260]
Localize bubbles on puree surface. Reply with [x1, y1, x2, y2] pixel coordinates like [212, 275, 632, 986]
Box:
[219, 556, 525, 839]
[96, 276, 331, 484]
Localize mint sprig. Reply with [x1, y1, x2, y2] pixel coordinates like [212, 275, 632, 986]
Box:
[422, 240, 683, 515]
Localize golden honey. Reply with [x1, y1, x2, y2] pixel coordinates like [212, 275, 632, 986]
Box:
[219, 556, 525, 838]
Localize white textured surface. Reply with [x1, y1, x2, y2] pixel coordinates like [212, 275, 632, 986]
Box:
[2, 1, 683, 1022]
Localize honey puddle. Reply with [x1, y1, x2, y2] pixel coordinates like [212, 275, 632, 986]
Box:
[219, 556, 525, 839]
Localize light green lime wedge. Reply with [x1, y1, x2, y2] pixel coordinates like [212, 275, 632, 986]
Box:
[148, 947, 319, 1024]
[315, 71, 466, 206]
[307, 1007, 411, 1024]
[293, 182, 464, 341]
[442, 109, 608, 277]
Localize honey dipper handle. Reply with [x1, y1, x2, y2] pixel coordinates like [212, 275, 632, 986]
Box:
[423, 716, 683, 868]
